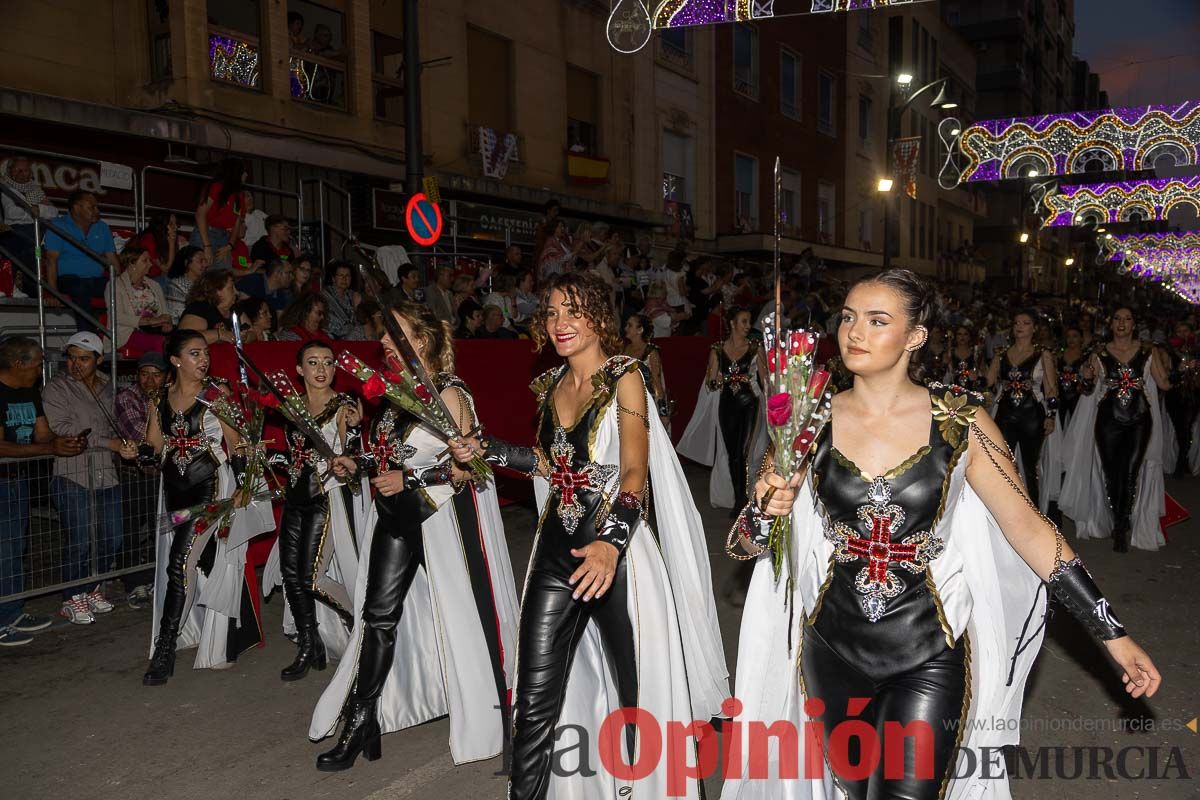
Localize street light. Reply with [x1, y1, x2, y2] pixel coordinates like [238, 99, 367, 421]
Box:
[882, 75, 954, 270]
[877, 178, 894, 192]
[1019, 232, 1030, 244]
[1065, 257, 1076, 266]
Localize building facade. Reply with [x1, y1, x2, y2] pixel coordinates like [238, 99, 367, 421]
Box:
[0, 0, 716, 265]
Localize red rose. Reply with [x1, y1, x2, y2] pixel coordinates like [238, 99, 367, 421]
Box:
[807, 369, 831, 399]
[792, 429, 815, 457]
[217, 525, 231, 540]
[766, 392, 792, 427]
[258, 391, 281, 409]
[193, 519, 208, 534]
[205, 503, 218, 514]
[383, 370, 404, 384]
[789, 331, 815, 356]
[363, 373, 387, 400]
[415, 384, 433, 404]
[766, 348, 780, 374]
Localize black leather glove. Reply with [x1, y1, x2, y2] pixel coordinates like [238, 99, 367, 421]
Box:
[479, 436, 539, 475]
[403, 464, 455, 491]
[1048, 557, 1127, 640]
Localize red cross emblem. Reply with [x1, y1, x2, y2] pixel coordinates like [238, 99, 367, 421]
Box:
[548, 427, 617, 535]
[366, 411, 416, 473]
[827, 476, 944, 622]
[1004, 367, 1030, 405]
[287, 431, 317, 485]
[166, 413, 206, 475]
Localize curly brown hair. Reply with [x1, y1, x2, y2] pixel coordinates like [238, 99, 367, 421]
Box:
[186, 270, 235, 306]
[389, 300, 456, 375]
[530, 272, 623, 355]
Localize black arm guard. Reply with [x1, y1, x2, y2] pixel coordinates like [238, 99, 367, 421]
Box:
[480, 436, 539, 475]
[732, 502, 772, 552]
[599, 491, 642, 554]
[1048, 558, 1127, 640]
[230, 454, 248, 483]
[403, 464, 455, 491]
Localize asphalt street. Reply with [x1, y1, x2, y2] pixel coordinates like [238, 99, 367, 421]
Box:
[0, 466, 1195, 800]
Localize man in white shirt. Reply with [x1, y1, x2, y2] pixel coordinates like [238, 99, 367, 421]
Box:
[0, 157, 58, 274]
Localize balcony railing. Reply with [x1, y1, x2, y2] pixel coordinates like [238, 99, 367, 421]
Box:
[208, 27, 261, 91]
[289, 51, 348, 110]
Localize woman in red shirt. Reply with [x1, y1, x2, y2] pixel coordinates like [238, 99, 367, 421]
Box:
[190, 158, 247, 273]
[130, 214, 178, 279]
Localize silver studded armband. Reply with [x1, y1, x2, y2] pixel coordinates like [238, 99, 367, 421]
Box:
[1048, 557, 1127, 641]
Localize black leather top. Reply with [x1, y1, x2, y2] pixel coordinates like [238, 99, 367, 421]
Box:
[282, 393, 348, 502]
[158, 391, 219, 488]
[808, 385, 978, 680]
[1098, 347, 1151, 423]
[996, 347, 1044, 414]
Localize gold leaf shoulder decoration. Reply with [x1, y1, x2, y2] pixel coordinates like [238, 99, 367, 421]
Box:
[929, 382, 983, 449]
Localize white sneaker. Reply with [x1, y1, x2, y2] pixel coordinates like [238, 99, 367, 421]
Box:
[84, 589, 114, 614]
[60, 595, 95, 625]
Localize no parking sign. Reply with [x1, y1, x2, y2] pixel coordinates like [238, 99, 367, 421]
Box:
[405, 192, 444, 247]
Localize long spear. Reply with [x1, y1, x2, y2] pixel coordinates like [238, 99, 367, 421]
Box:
[773, 156, 783, 398]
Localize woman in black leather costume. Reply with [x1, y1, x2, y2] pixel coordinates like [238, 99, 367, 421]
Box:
[986, 310, 1058, 507]
[143, 330, 256, 685]
[310, 302, 515, 773]
[709, 308, 764, 511]
[273, 340, 362, 681]
[1077, 306, 1173, 551]
[450, 271, 727, 799]
[945, 323, 985, 392]
[1056, 324, 1090, 431]
[1163, 320, 1198, 477]
[731, 271, 1161, 800]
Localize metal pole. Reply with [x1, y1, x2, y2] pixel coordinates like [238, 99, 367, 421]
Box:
[403, 0, 423, 196]
[883, 105, 899, 271]
[317, 186, 327, 267]
[34, 218, 46, 382]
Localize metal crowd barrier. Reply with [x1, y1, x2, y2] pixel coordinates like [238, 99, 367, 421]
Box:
[0, 453, 159, 605]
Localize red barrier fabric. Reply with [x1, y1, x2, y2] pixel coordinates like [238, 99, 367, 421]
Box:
[206, 336, 716, 448]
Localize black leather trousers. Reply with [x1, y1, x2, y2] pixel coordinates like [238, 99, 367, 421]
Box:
[995, 399, 1045, 507]
[279, 493, 352, 630]
[719, 387, 759, 509]
[156, 465, 218, 642]
[801, 624, 968, 800]
[354, 502, 425, 704]
[1164, 389, 1198, 474]
[508, 526, 638, 800]
[1095, 407, 1152, 531]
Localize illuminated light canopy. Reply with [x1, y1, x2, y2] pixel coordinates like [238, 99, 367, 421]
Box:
[1104, 231, 1200, 261]
[1041, 175, 1200, 227]
[943, 100, 1200, 185]
[652, 0, 919, 28]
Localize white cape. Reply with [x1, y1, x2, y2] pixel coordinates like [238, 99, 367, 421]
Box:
[525, 382, 729, 799]
[676, 381, 769, 509]
[309, 423, 520, 765]
[1059, 357, 1166, 550]
[261, 474, 370, 660]
[722, 445, 1047, 800]
[148, 462, 276, 668]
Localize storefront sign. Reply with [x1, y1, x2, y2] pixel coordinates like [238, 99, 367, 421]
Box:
[452, 200, 542, 242]
[100, 161, 134, 191]
[372, 188, 409, 232]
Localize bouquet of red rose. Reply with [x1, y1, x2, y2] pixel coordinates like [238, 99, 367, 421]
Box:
[762, 327, 835, 585]
[336, 351, 492, 481]
[197, 383, 275, 503]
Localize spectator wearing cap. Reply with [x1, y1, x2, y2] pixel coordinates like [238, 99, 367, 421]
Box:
[42, 332, 136, 625]
[42, 190, 121, 334]
[114, 351, 166, 609]
[0, 336, 85, 647]
[250, 214, 296, 267]
[424, 263, 456, 325]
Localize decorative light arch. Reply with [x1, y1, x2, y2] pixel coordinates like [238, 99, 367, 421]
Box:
[1041, 175, 1200, 227]
[945, 100, 1200, 185]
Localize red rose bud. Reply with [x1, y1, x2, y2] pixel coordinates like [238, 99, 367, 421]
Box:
[205, 503, 218, 514]
[789, 331, 815, 356]
[766, 392, 792, 426]
[217, 525, 231, 540]
[363, 373, 387, 400]
[194, 519, 208, 534]
[383, 370, 404, 384]
[415, 384, 433, 403]
[258, 392, 281, 409]
[792, 429, 815, 456]
[807, 370, 831, 398]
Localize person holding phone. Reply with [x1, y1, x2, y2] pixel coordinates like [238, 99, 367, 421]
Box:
[42, 332, 137, 625]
